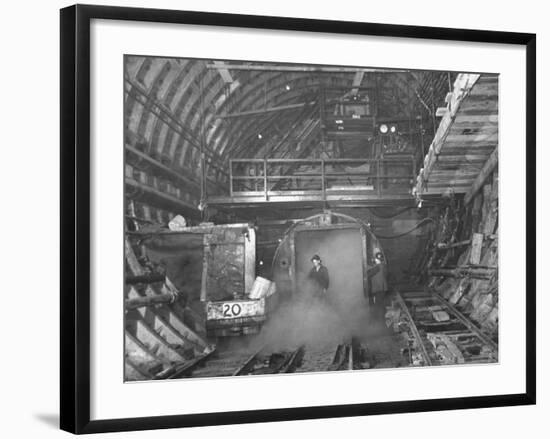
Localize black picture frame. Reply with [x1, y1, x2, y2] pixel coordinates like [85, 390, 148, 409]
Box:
[60, 4, 536, 434]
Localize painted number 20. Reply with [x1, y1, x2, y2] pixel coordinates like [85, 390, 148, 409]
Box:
[223, 303, 242, 318]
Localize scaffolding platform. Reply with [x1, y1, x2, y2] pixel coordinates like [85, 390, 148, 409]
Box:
[207, 157, 418, 209]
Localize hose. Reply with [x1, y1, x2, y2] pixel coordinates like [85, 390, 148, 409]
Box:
[370, 206, 415, 219]
[375, 217, 435, 239]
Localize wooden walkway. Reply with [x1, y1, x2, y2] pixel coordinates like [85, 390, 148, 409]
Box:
[414, 73, 498, 200]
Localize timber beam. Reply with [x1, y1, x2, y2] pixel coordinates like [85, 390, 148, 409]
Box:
[217, 101, 316, 119]
[428, 266, 496, 280]
[414, 73, 481, 197]
[207, 64, 409, 73]
[464, 147, 498, 204]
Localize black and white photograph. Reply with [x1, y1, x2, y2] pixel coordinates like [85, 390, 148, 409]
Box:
[0, 0, 544, 436]
[123, 57, 500, 381]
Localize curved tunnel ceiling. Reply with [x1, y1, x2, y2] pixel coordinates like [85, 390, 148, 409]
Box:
[124, 57, 444, 179]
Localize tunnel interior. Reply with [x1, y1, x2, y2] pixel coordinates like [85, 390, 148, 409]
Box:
[123, 57, 499, 381]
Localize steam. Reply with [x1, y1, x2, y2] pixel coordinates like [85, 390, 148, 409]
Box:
[256, 280, 376, 352]
[255, 227, 385, 351]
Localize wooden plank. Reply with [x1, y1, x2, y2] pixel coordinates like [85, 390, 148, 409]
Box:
[244, 227, 256, 294]
[483, 169, 499, 235]
[420, 186, 472, 195]
[429, 168, 481, 176]
[207, 63, 407, 73]
[454, 114, 498, 124]
[200, 234, 210, 301]
[438, 145, 496, 155]
[125, 358, 153, 381]
[428, 266, 496, 280]
[212, 60, 234, 83]
[126, 144, 202, 193]
[470, 233, 484, 264]
[480, 182, 492, 225]
[125, 178, 200, 217]
[233, 347, 264, 376]
[437, 239, 471, 250]
[430, 74, 481, 157]
[469, 82, 498, 96]
[217, 101, 316, 119]
[464, 148, 498, 204]
[415, 74, 481, 196]
[163, 349, 217, 379]
[395, 292, 433, 366]
[126, 292, 174, 310]
[443, 139, 497, 149]
[431, 293, 498, 353]
[134, 318, 186, 362]
[449, 123, 499, 135]
[350, 70, 365, 95]
[426, 179, 475, 187]
[459, 97, 499, 112]
[125, 331, 167, 366]
[433, 154, 489, 163]
[278, 346, 306, 373]
[401, 291, 432, 298]
[125, 238, 145, 276]
[127, 286, 207, 352]
[360, 227, 369, 300]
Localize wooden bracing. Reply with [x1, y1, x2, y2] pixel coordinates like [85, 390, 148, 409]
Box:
[414, 74, 498, 198]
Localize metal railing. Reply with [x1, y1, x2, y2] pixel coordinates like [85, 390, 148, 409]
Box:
[229, 157, 416, 200]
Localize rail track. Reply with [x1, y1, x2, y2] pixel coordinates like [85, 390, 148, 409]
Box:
[161, 344, 306, 379]
[154, 290, 497, 379]
[392, 290, 498, 367]
[159, 337, 368, 379]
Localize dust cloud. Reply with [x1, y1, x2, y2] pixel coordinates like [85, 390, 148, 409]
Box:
[255, 228, 388, 351]
[256, 278, 380, 351]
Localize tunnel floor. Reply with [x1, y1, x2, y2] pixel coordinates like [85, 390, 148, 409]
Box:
[166, 288, 497, 380]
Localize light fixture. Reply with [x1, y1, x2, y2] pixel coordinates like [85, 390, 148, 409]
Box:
[285, 84, 291, 91]
[257, 133, 262, 139]
[379, 124, 388, 134]
[390, 125, 397, 133]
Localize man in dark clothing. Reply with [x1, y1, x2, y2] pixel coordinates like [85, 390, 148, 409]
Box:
[308, 254, 330, 300]
[370, 251, 388, 322]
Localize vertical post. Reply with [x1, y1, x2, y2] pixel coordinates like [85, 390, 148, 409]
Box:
[289, 231, 296, 298]
[199, 75, 207, 215]
[200, 234, 210, 302]
[229, 160, 234, 197]
[244, 226, 256, 294]
[360, 227, 369, 307]
[377, 159, 382, 197]
[407, 79, 413, 152]
[419, 117, 425, 159]
[319, 87, 326, 153]
[321, 159, 326, 201]
[430, 73, 436, 137]
[263, 158, 268, 201]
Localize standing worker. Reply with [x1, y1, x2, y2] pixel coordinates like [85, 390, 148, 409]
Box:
[308, 254, 330, 301]
[371, 251, 388, 320]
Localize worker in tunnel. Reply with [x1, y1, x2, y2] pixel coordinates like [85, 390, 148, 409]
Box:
[370, 251, 388, 321]
[308, 254, 330, 302]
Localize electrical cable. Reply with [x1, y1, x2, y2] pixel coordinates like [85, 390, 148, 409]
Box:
[375, 217, 435, 239]
[370, 206, 415, 218]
